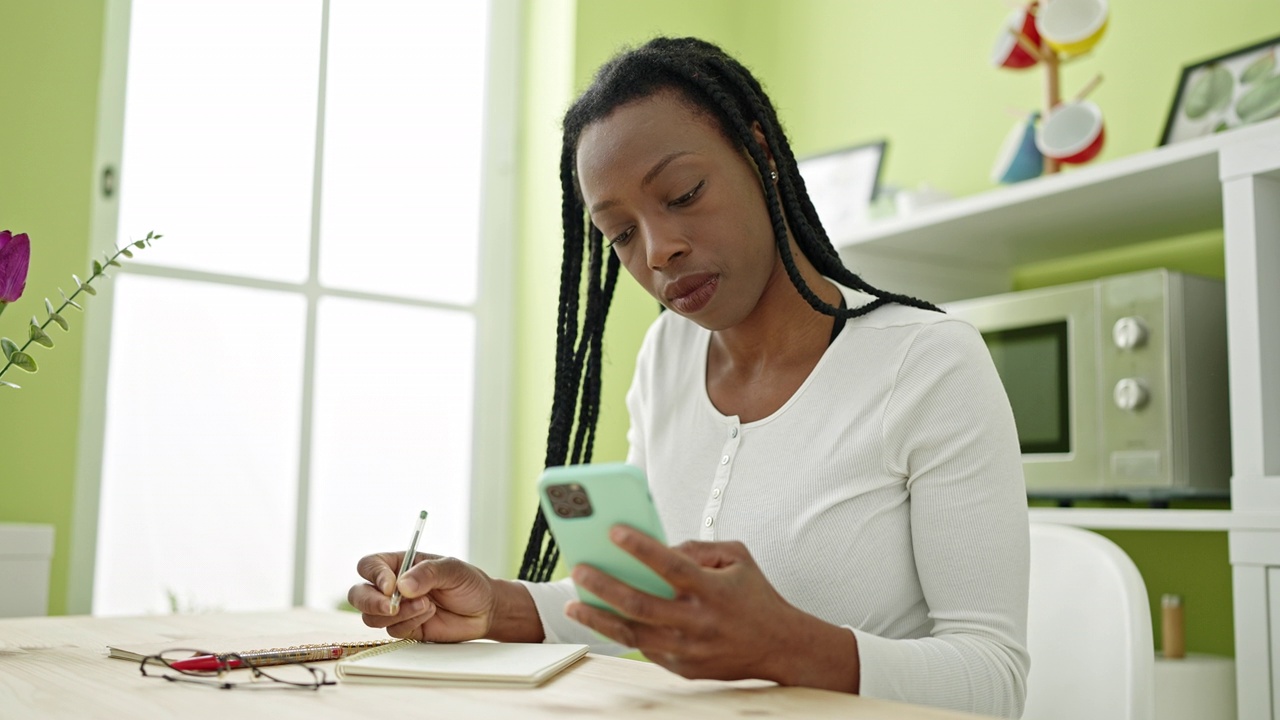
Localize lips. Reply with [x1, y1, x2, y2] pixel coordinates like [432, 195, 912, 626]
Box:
[663, 273, 718, 314]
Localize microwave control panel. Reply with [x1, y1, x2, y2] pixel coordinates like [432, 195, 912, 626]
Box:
[1099, 271, 1171, 486]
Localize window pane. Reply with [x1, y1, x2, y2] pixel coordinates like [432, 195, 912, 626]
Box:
[117, 0, 321, 282]
[305, 297, 475, 610]
[94, 275, 306, 615]
[318, 0, 489, 304]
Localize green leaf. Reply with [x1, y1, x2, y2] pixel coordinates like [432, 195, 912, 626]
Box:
[134, 240, 146, 249]
[146, 231, 154, 240]
[0, 379, 20, 389]
[48, 310, 68, 331]
[60, 289, 83, 311]
[9, 351, 37, 373]
[1236, 75, 1280, 124]
[28, 320, 53, 348]
[93, 260, 103, 276]
[1183, 65, 1234, 120]
[1242, 51, 1276, 86]
[108, 259, 122, 268]
[120, 247, 134, 258]
[72, 274, 98, 296]
[1, 338, 17, 360]
[154, 234, 163, 239]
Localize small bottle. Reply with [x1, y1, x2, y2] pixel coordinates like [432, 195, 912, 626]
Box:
[1162, 593, 1185, 659]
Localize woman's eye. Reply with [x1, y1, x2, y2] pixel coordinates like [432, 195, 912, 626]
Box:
[607, 228, 634, 248]
[670, 180, 705, 207]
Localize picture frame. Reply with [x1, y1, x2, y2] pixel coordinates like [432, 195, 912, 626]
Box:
[1160, 34, 1280, 146]
[795, 140, 887, 240]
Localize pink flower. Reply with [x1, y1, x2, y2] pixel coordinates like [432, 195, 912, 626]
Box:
[0, 230, 31, 304]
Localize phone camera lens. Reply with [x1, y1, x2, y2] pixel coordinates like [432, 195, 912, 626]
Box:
[555, 506, 571, 517]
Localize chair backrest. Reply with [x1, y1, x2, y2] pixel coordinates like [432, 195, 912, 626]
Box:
[1022, 523, 1155, 720]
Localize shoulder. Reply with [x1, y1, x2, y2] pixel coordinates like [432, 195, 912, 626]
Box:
[838, 285, 986, 358]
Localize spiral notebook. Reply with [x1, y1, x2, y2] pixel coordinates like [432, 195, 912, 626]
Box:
[334, 639, 589, 688]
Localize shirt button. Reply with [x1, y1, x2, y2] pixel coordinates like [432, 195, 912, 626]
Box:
[730, 427, 739, 438]
[704, 516, 714, 527]
[720, 455, 730, 465]
[712, 487, 721, 499]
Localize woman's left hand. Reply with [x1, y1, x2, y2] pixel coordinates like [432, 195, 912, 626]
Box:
[566, 526, 860, 691]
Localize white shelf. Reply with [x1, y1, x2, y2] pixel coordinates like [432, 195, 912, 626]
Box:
[1029, 508, 1280, 532]
[836, 117, 1280, 272]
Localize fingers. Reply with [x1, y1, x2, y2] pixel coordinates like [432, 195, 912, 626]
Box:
[354, 592, 434, 629]
[565, 599, 688, 663]
[608, 525, 703, 591]
[673, 539, 753, 569]
[355, 552, 404, 595]
[565, 600, 640, 648]
[384, 599, 440, 638]
[394, 555, 478, 600]
[571, 562, 679, 625]
[352, 551, 448, 619]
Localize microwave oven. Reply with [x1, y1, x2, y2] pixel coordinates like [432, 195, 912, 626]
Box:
[944, 269, 1230, 499]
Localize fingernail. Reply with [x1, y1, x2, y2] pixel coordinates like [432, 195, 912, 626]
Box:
[610, 526, 630, 543]
[398, 577, 418, 595]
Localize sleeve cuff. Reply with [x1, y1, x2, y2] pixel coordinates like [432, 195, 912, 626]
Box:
[516, 578, 633, 655]
[847, 626, 906, 701]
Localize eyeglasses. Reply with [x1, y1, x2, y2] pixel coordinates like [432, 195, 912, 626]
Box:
[139, 648, 336, 691]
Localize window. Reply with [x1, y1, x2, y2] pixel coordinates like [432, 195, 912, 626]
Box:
[85, 0, 514, 615]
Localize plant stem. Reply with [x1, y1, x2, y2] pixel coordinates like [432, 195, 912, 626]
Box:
[0, 243, 138, 381]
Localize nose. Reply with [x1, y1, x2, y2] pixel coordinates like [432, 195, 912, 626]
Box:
[643, 217, 690, 271]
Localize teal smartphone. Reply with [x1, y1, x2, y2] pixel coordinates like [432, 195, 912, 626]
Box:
[537, 463, 675, 613]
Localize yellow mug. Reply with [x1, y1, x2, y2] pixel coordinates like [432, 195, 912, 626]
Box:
[1036, 0, 1108, 56]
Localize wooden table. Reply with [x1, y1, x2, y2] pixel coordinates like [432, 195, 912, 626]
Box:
[0, 609, 987, 719]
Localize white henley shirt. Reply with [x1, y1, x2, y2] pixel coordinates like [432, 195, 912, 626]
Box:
[519, 285, 1030, 717]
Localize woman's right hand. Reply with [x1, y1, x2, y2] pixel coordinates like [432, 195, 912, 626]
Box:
[348, 552, 499, 642]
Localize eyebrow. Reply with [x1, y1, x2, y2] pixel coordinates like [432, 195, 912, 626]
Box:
[588, 150, 694, 214]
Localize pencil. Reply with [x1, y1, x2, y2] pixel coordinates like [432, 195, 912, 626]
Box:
[389, 510, 428, 614]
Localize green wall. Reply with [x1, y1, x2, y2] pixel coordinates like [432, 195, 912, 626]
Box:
[0, 1, 107, 616]
[504, 0, 1280, 655]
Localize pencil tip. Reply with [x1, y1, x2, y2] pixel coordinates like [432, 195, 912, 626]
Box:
[419, 510, 428, 519]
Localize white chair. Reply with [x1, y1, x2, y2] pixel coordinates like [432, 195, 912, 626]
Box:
[1022, 523, 1155, 720]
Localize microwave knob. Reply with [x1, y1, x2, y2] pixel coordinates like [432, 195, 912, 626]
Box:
[1112, 317, 1149, 350]
[1114, 378, 1150, 411]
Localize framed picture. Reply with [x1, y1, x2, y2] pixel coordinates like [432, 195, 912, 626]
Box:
[796, 140, 886, 240]
[1160, 34, 1280, 145]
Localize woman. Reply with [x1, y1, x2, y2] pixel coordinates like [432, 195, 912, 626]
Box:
[348, 37, 1029, 718]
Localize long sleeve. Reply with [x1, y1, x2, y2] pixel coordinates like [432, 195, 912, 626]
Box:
[857, 319, 1030, 717]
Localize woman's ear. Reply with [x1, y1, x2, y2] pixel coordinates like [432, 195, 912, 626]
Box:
[750, 121, 776, 177]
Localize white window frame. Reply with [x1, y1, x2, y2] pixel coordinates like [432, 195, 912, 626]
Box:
[67, 0, 519, 613]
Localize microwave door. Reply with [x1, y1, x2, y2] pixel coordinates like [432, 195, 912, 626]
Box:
[946, 282, 1104, 497]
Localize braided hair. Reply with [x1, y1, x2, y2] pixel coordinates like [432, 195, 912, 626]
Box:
[517, 36, 940, 583]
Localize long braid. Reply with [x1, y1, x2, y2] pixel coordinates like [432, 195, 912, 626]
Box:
[520, 149, 624, 582]
[687, 46, 939, 318]
[519, 36, 940, 583]
[518, 142, 589, 581]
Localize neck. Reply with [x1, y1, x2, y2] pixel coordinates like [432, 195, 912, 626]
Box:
[709, 249, 842, 377]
